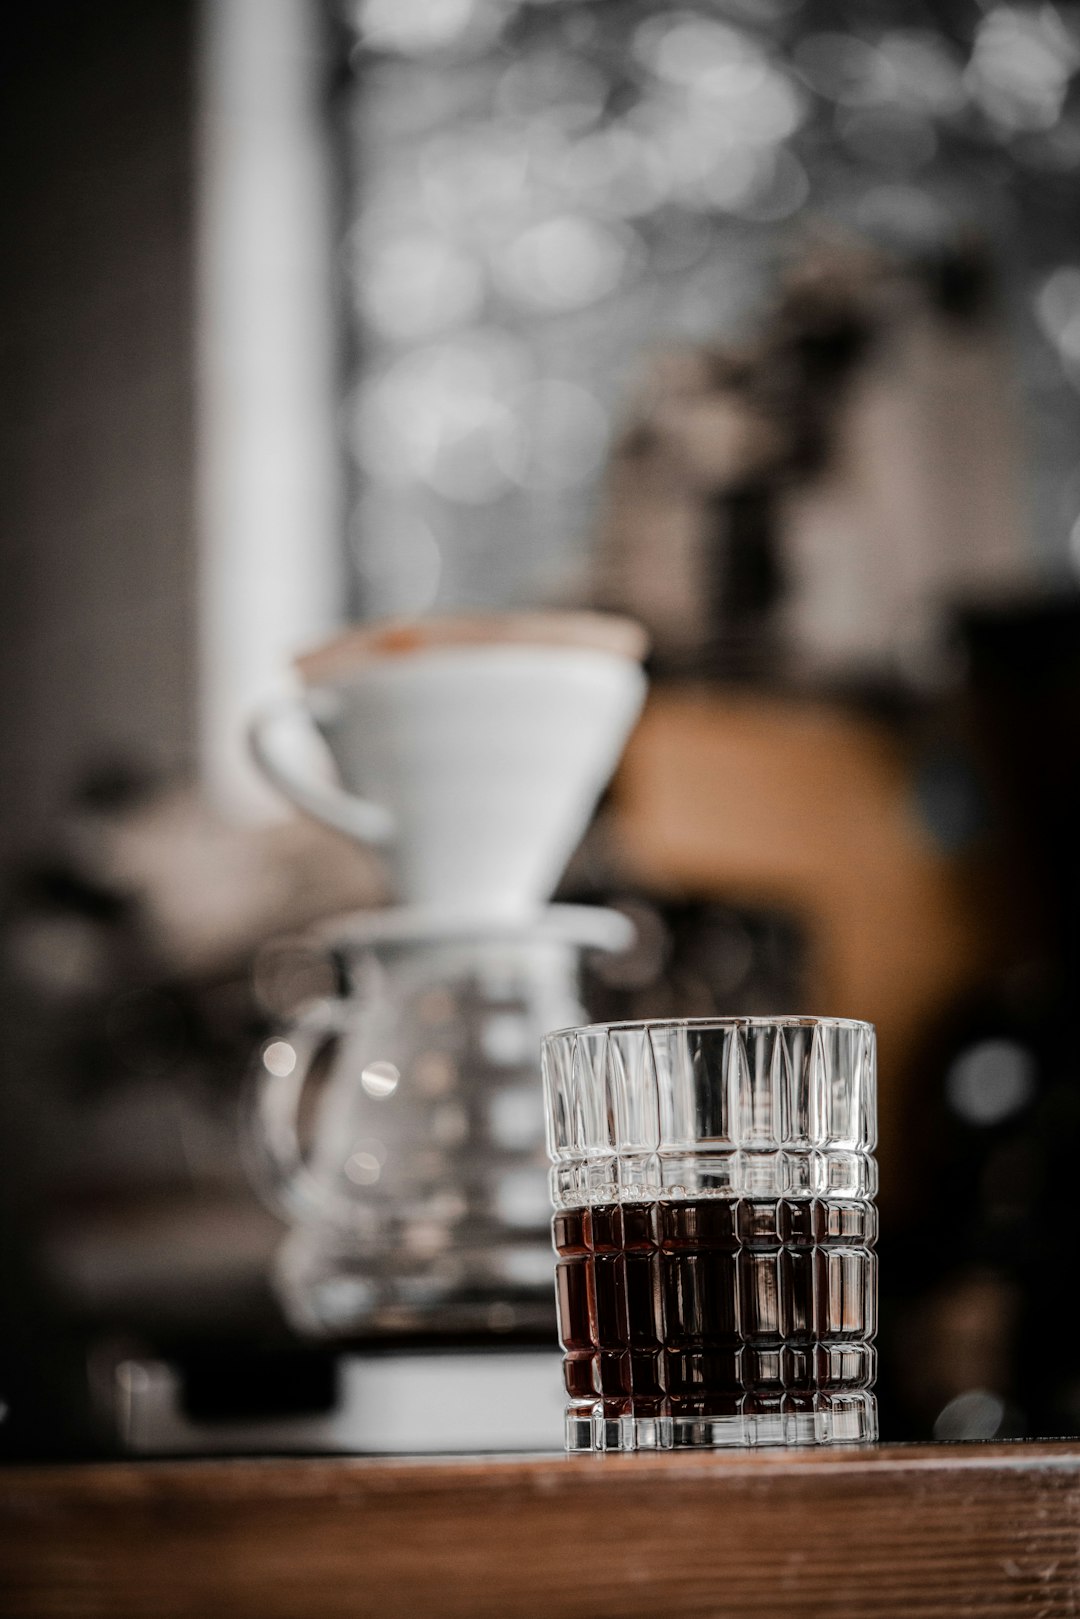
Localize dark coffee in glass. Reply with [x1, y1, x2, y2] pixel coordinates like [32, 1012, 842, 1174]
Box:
[554, 1197, 875, 1430]
[543, 1019, 878, 1450]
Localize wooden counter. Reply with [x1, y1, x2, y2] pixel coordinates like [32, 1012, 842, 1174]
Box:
[3, 1442, 1080, 1617]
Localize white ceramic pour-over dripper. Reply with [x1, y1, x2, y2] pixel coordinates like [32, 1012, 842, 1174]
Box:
[248, 614, 648, 916]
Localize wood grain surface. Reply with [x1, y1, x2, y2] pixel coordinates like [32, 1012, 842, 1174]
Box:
[2, 1443, 1079, 1618]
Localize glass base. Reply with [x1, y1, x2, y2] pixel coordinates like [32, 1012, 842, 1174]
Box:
[566, 1392, 877, 1452]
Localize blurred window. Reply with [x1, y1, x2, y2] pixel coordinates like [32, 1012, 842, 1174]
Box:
[333, 0, 1080, 616]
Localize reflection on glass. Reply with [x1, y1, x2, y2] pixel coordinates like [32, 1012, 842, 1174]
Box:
[360, 1060, 401, 1098]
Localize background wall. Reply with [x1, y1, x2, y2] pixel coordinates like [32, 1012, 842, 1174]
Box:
[0, 0, 198, 858]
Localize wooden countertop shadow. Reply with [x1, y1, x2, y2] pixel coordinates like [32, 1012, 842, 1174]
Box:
[2, 1442, 1079, 1618]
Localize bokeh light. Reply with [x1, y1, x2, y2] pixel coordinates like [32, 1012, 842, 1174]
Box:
[340, 0, 1080, 611]
[493, 214, 634, 311]
[508, 378, 610, 490]
[355, 331, 530, 502]
[1036, 266, 1080, 377]
[966, 6, 1079, 134]
[359, 234, 485, 341]
[354, 0, 504, 57]
[351, 504, 443, 617]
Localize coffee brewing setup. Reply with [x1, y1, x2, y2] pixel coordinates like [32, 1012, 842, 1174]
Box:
[245, 614, 647, 1339]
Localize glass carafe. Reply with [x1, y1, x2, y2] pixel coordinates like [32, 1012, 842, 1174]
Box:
[248, 906, 630, 1339]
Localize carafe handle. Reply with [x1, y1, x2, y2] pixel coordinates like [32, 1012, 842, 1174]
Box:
[247, 998, 353, 1225]
[247, 692, 396, 846]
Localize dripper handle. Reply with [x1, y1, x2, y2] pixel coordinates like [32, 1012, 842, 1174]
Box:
[247, 692, 396, 846]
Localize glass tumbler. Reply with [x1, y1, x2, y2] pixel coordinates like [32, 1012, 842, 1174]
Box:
[542, 1017, 877, 1452]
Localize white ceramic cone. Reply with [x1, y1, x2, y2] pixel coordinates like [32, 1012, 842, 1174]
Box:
[249, 613, 648, 917]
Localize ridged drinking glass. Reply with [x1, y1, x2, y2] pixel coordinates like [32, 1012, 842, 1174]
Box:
[542, 1017, 877, 1452]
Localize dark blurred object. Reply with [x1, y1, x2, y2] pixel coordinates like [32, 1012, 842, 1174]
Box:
[0, 0, 198, 868]
[0, 765, 381, 1460]
[594, 241, 882, 676]
[881, 594, 1080, 1441]
[963, 596, 1080, 975]
[0, 785, 262, 1459]
[1, 0, 200, 1459]
[594, 237, 1029, 683]
[180, 1343, 339, 1424]
[582, 896, 804, 1025]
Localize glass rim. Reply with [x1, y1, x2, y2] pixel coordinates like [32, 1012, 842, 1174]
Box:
[543, 1014, 874, 1044]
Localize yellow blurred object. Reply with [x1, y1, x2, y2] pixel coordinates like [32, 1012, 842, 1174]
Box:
[611, 687, 997, 1207]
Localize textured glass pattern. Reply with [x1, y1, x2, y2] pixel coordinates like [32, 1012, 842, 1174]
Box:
[542, 1018, 877, 1450]
[543, 1017, 876, 1201]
